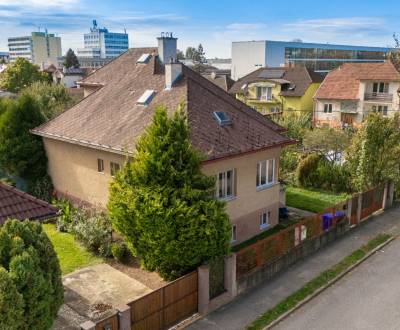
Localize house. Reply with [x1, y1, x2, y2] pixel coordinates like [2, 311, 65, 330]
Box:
[203, 71, 235, 91]
[0, 182, 58, 225]
[53, 67, 85, 88]
[32, 34, 294, 245]
[229, 66, 323, 116]
[314, 62, 400, 128]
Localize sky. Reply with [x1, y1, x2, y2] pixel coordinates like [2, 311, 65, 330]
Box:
[0, 0, 400, 58]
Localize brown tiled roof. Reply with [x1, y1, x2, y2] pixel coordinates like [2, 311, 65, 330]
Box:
[0, 182, 58, 224]
[229, 66, 323, 97]
[314, 62, 400, 100]
[33, 48, 292, 162]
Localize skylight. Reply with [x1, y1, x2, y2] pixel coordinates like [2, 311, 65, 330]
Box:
[137, 53, 151, 63]
[213, 111, 232, 126]
[137, 90, 155, 105]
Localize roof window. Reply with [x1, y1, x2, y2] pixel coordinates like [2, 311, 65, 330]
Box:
[137, 90, 155, 105]
[213, 111, 232, 126]
[137, 53, 151, 63]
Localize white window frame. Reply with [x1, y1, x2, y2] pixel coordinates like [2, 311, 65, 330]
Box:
[216, 169, 235, 200]
[256, 159, 275, 189]
[260, 211, 270, 230]
[231, 224, 237, 243]
[258, 86, 272, 101]
[324, 103, 333, 113]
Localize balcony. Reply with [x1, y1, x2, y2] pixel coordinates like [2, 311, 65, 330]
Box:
[364, 92, 393, 102]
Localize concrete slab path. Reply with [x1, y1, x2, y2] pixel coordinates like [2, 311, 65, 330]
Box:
[53, 263, 152, 330]
[188, 206, 400, 330]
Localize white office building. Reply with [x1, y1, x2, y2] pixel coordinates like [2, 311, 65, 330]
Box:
[231, 40, 391, 80]
[8, 31, 61, 66]
[77, 20, 129, 59]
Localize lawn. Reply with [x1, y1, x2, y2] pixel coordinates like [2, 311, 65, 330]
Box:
[286, 186, 349, 213]
[43, 223, 102, 275]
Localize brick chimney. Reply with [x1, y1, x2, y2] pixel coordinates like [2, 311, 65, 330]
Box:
[157, 32, 177, 63]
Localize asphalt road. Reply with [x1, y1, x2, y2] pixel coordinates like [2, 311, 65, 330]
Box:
[274, 237, 400, 330]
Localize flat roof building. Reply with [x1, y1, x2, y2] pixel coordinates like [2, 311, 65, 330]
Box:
[8, 31, 61, 66]
[232, 40, 391, 80]
[77, 20, 129, 59]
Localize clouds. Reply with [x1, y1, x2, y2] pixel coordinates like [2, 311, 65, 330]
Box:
[226, 23, 267, 31]
[0, 0, 79, 8]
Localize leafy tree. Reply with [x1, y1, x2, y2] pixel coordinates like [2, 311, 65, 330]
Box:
[21, 81, 73, 120]
[0, 95, 48, 185]
[0, 58, 50, 93]
[0, 267, 24, 330]
[346, 113, 400, 191]
[63, 48, 80, 69]
[108, 106, 231, 280]
[303, 127, 351, 162]
[388, 33, 400, 71]
[185, 46, 197, 60]
[273, 112, 312, 142]
[196, 44, 206, 63]
[176, 49, 185, 61]
[185, 44, 206, 63]
[0, 220, 63, 329]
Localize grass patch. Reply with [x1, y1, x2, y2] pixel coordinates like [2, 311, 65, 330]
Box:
[43, 223, 102, 275]
[286, 186, 348, 213]
[247, 233, 391, 330]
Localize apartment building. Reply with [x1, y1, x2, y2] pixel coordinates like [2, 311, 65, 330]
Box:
[232, 40, 391, 80]
[8, 31, 61, 66]
[32, 34, 294, 245]
[314, 62, 400, 128]
[77, 20, 129, 59]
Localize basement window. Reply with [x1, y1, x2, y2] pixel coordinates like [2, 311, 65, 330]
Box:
[137, 90, 155, 105]
[213, 111, 232, 126]
[137, 53, 151, 63]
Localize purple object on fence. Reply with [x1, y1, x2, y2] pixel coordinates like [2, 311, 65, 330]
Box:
[322, 214, 333, 231]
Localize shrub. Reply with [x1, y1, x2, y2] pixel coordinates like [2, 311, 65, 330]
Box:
[296, 153, 322, 188]
[0, 220, 63, 329]
[73, 212, 112, 257]
[111, 242, 127, 262]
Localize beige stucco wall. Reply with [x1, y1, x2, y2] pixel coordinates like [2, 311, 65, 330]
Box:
[43, 138, 127, 208]
[44, 137, 282, 244]
[202, 147, 282, 244]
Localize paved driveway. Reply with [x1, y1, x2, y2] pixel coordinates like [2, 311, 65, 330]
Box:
[53, 263, 152, 330]
[274, 237, 400, 330]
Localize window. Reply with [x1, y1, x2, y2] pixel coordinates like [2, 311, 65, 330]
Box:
[97, 159, 104, 173]
[372, 105, 388, 116]
[373, 82, 389, 94]
[216, 170, 235, 199]
[213, 111, 232, 126]
[110, 162, 121, 176]
[324, 104, 333, 113]
[260, 211, 270, 229]
[257, 159, 275, 188]
[231, 225, 237, 242]
[257, 86, 272, 100]
[137, 90, 155, 105]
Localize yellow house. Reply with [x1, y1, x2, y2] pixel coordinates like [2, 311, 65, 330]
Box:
[32, 36, 294, 245]
[229, 67, 323, 116]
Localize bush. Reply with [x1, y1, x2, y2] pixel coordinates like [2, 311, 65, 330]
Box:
[0, 220, 63, 329]
[296, 153, 351, 193]
[111, 242, 127, 262]
[73, 212, 113, 257]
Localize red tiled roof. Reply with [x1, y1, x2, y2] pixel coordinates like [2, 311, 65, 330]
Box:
[32, 48, 292, 162]
[0, 182, 58, 225]
[314, 62, 400, 100]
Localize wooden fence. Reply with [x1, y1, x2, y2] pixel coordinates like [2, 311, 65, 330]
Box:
[129, 271, 198, 330]
[236, 184, 386, 279]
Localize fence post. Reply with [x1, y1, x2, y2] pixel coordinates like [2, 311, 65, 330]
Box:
[80, 320, 96, 330]
[197, 265, 210, 314]
[357, 193, 363, 223]
[117, 305, 131, 330]
[387, 181, 395, 209]
[224, 254, 237, 298]
[346, 198, 352, 224]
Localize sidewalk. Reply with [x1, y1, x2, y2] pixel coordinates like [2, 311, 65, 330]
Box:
[188, 205, 400, 330]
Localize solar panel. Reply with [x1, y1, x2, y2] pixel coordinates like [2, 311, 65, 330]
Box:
[137, 53, 151, 63]
[137, 90, 155, 105]
[213, 111, 232, 126]
[257, 69, 285, 79]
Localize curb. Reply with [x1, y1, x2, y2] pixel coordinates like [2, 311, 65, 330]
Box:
[263, 235, 395, 330]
